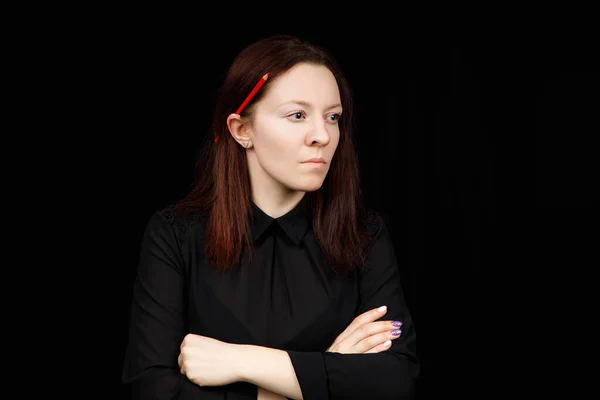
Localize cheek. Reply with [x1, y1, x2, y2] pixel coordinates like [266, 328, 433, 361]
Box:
[328, 128, 341, 151]
[255, 135, 299, 170]
[260, 132, 296, 153]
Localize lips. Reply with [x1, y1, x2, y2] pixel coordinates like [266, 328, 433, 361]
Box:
[303, 158, 326, 163]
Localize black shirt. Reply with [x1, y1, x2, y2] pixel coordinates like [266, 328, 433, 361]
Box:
[122, 195, 419, 399]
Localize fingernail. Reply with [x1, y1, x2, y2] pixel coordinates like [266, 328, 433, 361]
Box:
[377, 306, 387, 312]
[383, 340, 392, 346]
[391, 329, 402, 336]
[392, 321, 403, 327]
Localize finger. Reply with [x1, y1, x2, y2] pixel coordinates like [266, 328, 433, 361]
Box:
[347, 320, 400, 347]
[365, 339, 392, 354]
[178, 353, 182, 369]
[337, 306, 389, 343]
[180, 333, 201, 350]
[356, 328, 402, 353]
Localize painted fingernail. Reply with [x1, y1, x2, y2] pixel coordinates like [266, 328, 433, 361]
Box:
[378, 306, 387, 312]
[392, 321, 403, 327]
[391, 329, 402, 336]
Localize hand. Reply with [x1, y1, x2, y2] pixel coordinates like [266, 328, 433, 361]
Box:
[326, 305, 403, 354]
[178, 333, 242, 387]
[257, 387, 288, 400]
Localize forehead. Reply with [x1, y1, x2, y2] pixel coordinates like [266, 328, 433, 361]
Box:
[262, 63, 340, 106]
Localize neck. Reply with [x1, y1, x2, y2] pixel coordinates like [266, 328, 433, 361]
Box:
[247, 155, 305, 219]
[251, 185, 305, 219]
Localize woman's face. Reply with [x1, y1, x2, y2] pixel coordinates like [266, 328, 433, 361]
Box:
[246, 63, 342, 194]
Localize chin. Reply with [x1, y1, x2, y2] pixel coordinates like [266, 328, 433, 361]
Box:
[292, 180, 325, 192]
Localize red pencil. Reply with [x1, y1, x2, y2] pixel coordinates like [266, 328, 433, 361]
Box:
[235, 73, 269, 115]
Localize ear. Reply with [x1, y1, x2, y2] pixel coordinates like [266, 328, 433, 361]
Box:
[226, 113, 253, 149]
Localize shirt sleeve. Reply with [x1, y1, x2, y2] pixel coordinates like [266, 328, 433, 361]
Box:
[121, 211, 257, 399]
[287, 216, 419, 399]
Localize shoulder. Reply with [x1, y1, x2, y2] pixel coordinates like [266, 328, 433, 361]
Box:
[361, 206, 396, 262]
[144, 203, 209, 245]
[358, 208, 398, 276]
[363, 207, 387, 239]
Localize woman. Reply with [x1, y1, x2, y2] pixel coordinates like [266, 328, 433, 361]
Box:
[122, 35, 419, 399]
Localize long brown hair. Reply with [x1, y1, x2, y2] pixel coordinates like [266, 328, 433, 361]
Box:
[173, 35, 375, 275]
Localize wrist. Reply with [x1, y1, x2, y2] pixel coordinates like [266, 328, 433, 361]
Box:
[234, 344, 254, 382]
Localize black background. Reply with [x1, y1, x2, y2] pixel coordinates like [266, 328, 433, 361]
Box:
[67, 19, 595, 399]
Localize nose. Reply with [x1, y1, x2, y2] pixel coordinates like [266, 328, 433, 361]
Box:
[306, 119, 331, 146]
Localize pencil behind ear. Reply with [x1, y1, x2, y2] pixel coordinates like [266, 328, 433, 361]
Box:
[235, 73, 269, 115]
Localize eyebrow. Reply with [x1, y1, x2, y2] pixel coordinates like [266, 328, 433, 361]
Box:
[279, 100, 342, 110]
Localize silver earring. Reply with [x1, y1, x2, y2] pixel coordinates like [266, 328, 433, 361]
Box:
[243, 142, 249, 148]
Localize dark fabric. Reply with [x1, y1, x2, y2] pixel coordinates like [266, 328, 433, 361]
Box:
[122, 195, 418, 399]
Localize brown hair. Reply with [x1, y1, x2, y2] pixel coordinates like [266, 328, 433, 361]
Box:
[173, 35, 375, 275]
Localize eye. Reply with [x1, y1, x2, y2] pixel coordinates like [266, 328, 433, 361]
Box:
[327, 113, 341, 122]
[287, 111, 306, 121]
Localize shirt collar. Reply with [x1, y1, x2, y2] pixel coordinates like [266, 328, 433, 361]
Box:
[250, 195, 311, 245]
